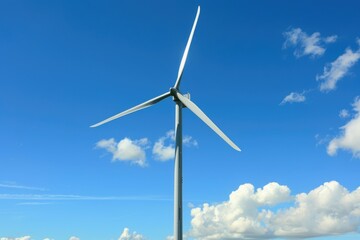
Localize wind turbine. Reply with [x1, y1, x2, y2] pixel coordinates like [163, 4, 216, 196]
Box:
[90, 6, 240, 240]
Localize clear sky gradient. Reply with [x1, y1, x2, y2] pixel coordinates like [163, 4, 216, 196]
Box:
[1, 1, 360, 239]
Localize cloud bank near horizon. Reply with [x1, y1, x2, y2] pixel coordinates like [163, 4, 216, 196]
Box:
[189, 181, 360, 239]
[3, 181, 359, 240]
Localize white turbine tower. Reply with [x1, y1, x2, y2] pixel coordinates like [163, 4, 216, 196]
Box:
[91, 6, 240, 240]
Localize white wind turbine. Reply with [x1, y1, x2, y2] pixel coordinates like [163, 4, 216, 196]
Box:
[90, 6, 240, 240]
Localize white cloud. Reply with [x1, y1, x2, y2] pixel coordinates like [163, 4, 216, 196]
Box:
[317, 48, 360, 91]
[183, 135, 198, 147]
[283, 28, 337, 58]
[189, 181, 360, 239]
[152, 130, 198, 161]
[324, 35, 338, 43]
[17, 202, 52, 205]
[0, 237, 31, 240]
[339, 109, 350, 118]
[153, 131, 175, 161]
[328, 97, 360, 158]
[0, 237, 67, 240]
[270, 181, 360, 238]
[0, 193, 169, 201]
[280, 92, 306, 105]
[69, 237, 80, 240]
[96, 137, 149, 167]
[0, 182, 45, 191]
[189, 182, 292, 239]
[118, 228, 145, 240]
[315, 134, 332, 146]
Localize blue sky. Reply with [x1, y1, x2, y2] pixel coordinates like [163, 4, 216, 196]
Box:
[1, 1, 360, 239]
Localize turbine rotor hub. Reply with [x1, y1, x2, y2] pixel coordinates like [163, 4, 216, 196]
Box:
[170, 87, 181, 103]
[170, 87, 178, 97]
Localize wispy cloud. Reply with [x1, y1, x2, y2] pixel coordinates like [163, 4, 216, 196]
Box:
[0, 237, 31, 240]
[315, 134, 332, 147]
[189, 181, 360, 239]
[283, 28, 337, 58]
[68, 237, 80, 240]
[0, 182, 46, 191]
[96, 137, 149, 167]
[118, 228, 145, 240]
[153, 130, 175, 161]
[339, 109, 350, 118]
[0, 236, 79, 240]
[0, 194, 171, 201]
[16, 202, 52, 206]
[183, 135, 198, 147]
[317, 47, 360, 91]
[280, 91, 306, 105]
[1, 231, 142, 240]
[282, 33, 360, 102]
[327, 97, 360, 158]
[152, 130, 198, 161]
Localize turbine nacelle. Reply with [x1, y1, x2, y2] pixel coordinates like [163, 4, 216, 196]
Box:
[170, 87, 187, 103]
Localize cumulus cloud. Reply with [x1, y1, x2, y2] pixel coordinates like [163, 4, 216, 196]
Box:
[118, 228, 145, 240]
[283, 28, 337, 58]
[189, 181, 360, 239]
[317, 47, 360, 91]
[280, 92, 306, 105]
[270, 181, 360, 238]
[189, 182, 291, 239]
[327, 97, 360, 158]
[152, 130, 198, 161]
[96, 137, 149, 167]
[68, 237, 80, 240]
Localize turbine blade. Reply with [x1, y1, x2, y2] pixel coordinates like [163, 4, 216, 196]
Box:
[90, 92, 171, 128]
[174, 6, 200, 89]
[175, 91, 241, 151]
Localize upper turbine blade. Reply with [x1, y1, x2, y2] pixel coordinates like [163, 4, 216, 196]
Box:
[174, 6, 200, 90]
[90, 92, 171, 128]
[175, 91, 241, 151]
